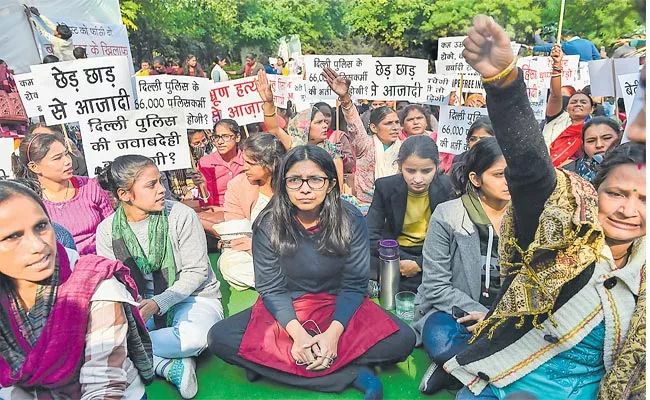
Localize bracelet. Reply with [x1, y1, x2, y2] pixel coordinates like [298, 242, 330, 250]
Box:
[341, 100, 353, 110]
[482, 57, 518, 84]
[200, 192, 210, 202]
[550, 73, 561, 77]
[263, 100, 274, 103]
[264, 106, 277, 118]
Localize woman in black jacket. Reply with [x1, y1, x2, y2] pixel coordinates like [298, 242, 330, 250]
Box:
[366, 135, 455, 292]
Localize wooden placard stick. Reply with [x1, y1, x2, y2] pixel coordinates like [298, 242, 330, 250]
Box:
[458, 73, 464, 105]
[557, 0, 566, 44]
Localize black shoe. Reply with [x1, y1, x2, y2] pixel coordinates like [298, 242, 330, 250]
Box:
[419, 362, 458, 395]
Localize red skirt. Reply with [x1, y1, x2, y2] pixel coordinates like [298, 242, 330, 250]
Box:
[238, 293, 399, 377]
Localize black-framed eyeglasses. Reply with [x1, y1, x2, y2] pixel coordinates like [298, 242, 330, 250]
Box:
[286, 176, 328, 190]
[212, 134, 236, 143]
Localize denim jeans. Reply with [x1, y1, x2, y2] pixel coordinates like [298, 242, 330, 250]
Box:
[147, 295, 223, 358]
[421, 311, 473, 365]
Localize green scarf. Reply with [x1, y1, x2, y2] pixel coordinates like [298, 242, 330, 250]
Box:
[112, 204, 177, 293]
[461, 191, 492, 227]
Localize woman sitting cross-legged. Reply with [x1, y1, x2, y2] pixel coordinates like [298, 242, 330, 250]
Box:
[0, 181, 154, 399]
[218, 133, 287, 290]
[366, 135, 455, 293]
[413, 137, 510, 395]
[95, 155, 223, 399]
[208, 145, 415, 399]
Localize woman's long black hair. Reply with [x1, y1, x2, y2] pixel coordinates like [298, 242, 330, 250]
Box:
[255, 145, 352, 257]
[450, 137, 504, 195]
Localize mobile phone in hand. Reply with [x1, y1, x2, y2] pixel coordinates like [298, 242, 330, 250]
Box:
[452, 306, 474, 328]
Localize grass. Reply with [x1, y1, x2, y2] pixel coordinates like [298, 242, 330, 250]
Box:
[145, 254, 455, 400]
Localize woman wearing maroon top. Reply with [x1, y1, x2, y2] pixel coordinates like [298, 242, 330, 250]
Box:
[182, 55, 207, 78]
[196, 119, 245, 208]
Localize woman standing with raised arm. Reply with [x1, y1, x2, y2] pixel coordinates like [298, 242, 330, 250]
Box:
[437, 15, 645, 400]
[321, 68, 402, 204]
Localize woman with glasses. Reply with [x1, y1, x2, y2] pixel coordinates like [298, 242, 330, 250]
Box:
[208, 145, 415, 399]
[196, 119, 245, 208]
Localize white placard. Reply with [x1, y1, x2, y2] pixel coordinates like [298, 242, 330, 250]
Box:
[135, 75, 212, 129]
[529, 88, 548, 121]
[436, 37, 521, 75]
[304, 55, 373, 100]
[13, 73, 43, 118]
[78, 108, 190, 176]
[209, 77, 264, 126]
[437, 106, 489, 155]
[368, 57, 428, 102]
[30, 56, 134, 125]
[588, 57, 641, 97]
[267, 75, 290, 109]
[0, 138, 14, 180]
[287, 78, 310, 112]
[617, 73, 641, 114]
[32, 17, 134, 74]
[425, 74, 454, 105]
[517, 55, 580, 89]
[451, 74, 485, 94]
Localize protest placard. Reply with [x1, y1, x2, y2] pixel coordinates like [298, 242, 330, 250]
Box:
[304, 55, 373, 100]
[30, 56, 134, 125]
[31, 17, 134, 74]
[437, 106, 489, 155]
[0, 138, 14, 181]
[267, 75, 290, 108]
[529, 88, 548, 121]
[517, 55, 580, 89]
[287, 78, 310, 112]
[368, 57, 428, 102]
[436, 37, 520, 75]
[573, 62, 591, 91]
[588, 57, 641, 97]
[425, 74, 453, 105]
[78, 108, 190, 176]
[617, 72, 641, 113]
[210, 77, 264, 126]
[451, 74, 485, 94]
[135, 75, 211, 129]
[13, 73, 43, 118]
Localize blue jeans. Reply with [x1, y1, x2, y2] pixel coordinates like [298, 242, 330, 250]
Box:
[422, 311, 473, 365]
[456, 386, 498, 399]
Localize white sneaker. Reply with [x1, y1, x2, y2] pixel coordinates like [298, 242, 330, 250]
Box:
[165, 357, 198, 399]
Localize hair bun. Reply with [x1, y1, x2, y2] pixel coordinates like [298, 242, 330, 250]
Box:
[95, 163, 113, 192]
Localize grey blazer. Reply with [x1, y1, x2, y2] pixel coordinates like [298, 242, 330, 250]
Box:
[411, 197, 489, 345]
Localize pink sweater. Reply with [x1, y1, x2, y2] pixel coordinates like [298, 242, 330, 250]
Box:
[44, 176, 114, 255]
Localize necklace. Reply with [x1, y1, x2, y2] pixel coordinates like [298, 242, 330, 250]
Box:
[43, 180, 71, 209]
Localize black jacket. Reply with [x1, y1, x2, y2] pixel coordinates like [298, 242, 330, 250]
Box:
[366, 173, 455, 273]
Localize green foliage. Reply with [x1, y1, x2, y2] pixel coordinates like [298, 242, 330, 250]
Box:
[125, 0, 644, 67]
[540, 0, 643, 47]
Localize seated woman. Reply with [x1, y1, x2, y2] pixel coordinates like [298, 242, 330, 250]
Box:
[563, 116, 621, 182]
[543, 45, 595, 167]
[11, 131, 113, 255]
[413, 138, 510, 395]
[257, 71, 345, 190]
[197, 119, 245, 208]
[208, 145, 415, 399]
[95, 155, 223, 399]
[26, 123, 88, 176]
[441, 16, 646, 400]
[321, 68, 402, 204]
[0, 181, 153, 399]
[398, 105, 455, 174]
[366, 135, 454, 293]
[218, 133, 286, 290]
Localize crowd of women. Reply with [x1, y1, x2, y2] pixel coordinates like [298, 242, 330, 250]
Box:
[0, 14, 645, 400]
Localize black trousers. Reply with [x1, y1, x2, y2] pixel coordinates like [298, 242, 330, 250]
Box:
[207, 307, 415, 393]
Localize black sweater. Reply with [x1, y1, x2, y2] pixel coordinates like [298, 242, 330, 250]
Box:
[252, 200, 369, 329]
